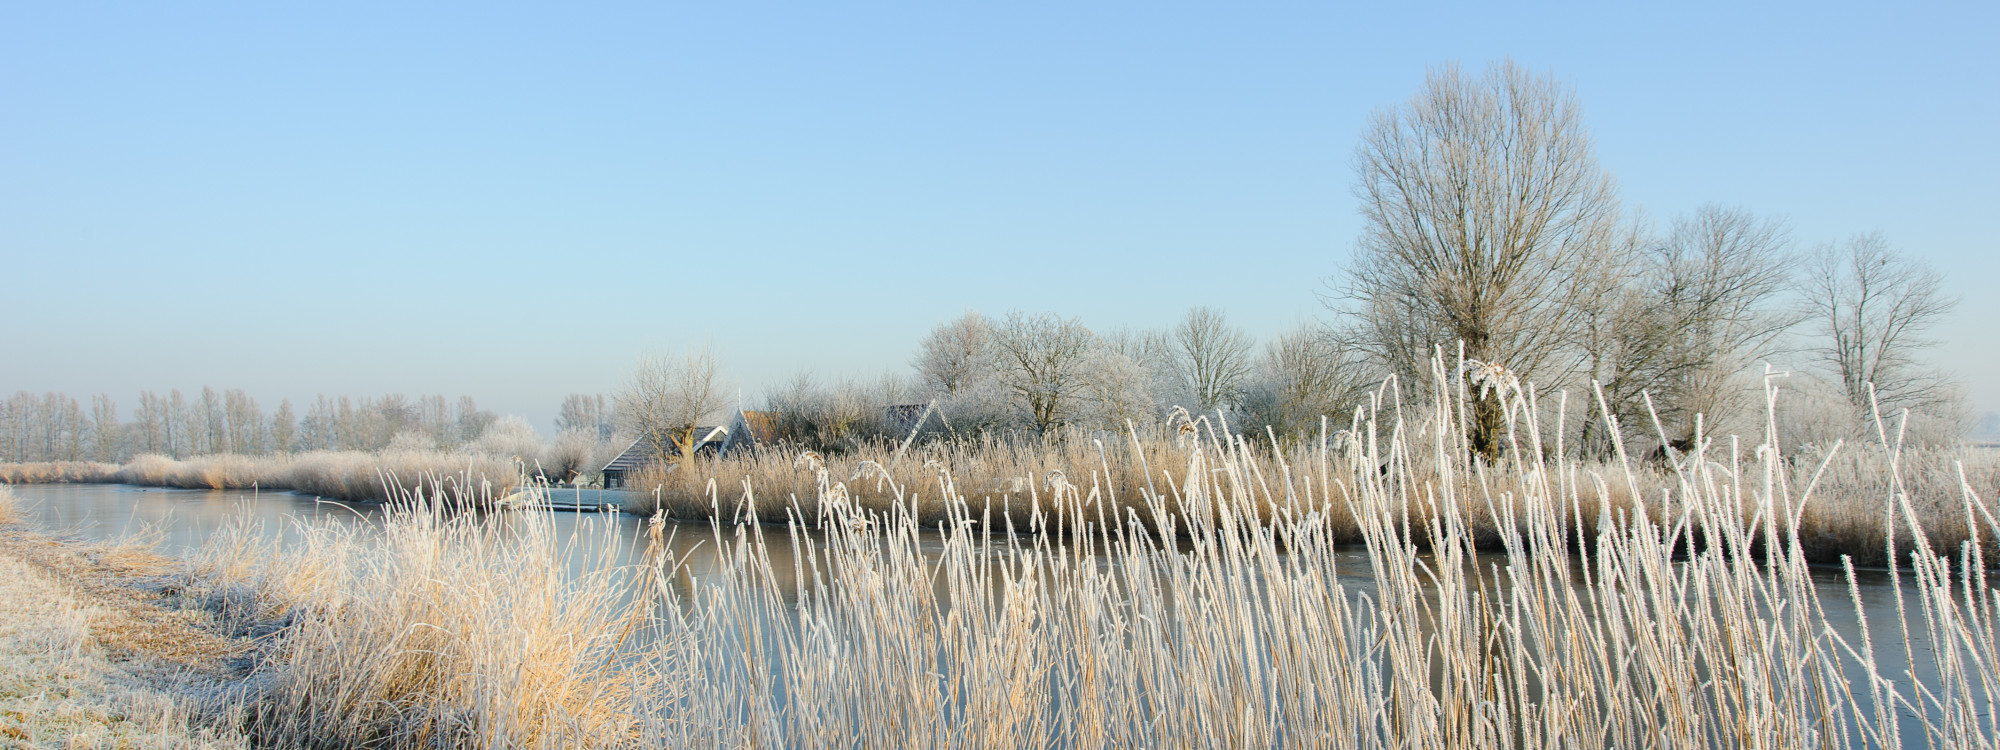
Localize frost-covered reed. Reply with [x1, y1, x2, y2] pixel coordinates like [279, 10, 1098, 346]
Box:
[0, 460, 120, 485]
[635, 414, 1993, 567]
[108, 450, 523, 504]
[193, 382, 1999, 748]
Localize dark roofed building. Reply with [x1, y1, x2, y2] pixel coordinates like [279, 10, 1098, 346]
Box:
[599, 424, 729, 489]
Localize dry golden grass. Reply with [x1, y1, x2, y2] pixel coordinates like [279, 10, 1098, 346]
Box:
[634, 411, 1990, 565]
[186, 497, 654, 748]
[627, 430, 1193, 532]
[1, 451, 522, 505]
[0, 461, 121, 485]
[107, 450, 521, 504]
[1785, 443, 2000, 566]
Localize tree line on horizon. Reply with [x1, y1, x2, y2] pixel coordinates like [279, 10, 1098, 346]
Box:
[0, 389, 507, 464]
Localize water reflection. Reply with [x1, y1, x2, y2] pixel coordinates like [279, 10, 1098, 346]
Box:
[17, 483, 385, 556]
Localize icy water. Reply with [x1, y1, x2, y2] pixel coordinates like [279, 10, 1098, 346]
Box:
[6, 483, 1989, 744]
[14, 482, 687, 588]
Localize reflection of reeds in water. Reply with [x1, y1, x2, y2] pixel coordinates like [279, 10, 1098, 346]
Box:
[197, 387, 2000, 749]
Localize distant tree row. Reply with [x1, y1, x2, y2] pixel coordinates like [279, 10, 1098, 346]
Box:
[904, 308, 1370, 444]
[0, 389, 501, 463]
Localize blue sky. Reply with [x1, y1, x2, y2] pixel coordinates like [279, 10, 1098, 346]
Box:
[3, 1, 1995, 431]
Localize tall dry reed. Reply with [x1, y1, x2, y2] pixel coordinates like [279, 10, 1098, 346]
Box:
[191, 381, 1999, 748]
[0, 461, 121, 485]
[190, 503, 644, 747]
[109, 450, 522, 504]
[634, 398, 1985, 565]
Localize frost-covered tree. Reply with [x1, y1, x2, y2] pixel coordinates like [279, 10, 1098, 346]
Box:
[90, 394, 122, 462]
[1338, 60, 1622, 457]
[270, 399, 297, 454]
[556, 394, 613, 440]
[1799, 233, 1960, 418]
[1168, 307, 1256, 415]
[992, 312, 1100, 434]
[1241, 325, 1372, 440]
[915, 312, 999, 397]
[616, 348, 727, 463]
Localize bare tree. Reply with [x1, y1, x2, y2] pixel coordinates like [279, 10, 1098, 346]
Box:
[1578, 206, 1794, 454]
[556, 394, 613, 439]
[1799, 233, 1960, 417]
[1241, 325, 1373, 440]
[168, 389, 192, 458]
[44, 393, 86, 461]
[1081, 348, 1158, 431]
[915, 311, 997, 396]
[992, 312, 1100, 434]
[544, 427, 603, 483]
[766, 372, 892, 454]
[224, 388, 264, 454]
[416, 394, 453, 449]
[454, 396, 495, 446]
[299, 395, 334, 452]
[133, 391, 168, 456]
[3, 392, 87, 462]
[366, 394, 418, 450]
[90, 394, 121, 462]
[0, 394, 20, 462]
[0, 393, 27, 461]
[1338, 59, 1621, 456]
[1649, 207, 1796, 443]
[1168, 307, 1256, 415]
[615, 347, 727, 463]
[196, 387, 226, 455]
[271, 399, 297, 454]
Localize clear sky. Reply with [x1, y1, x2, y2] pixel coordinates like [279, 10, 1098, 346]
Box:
[3, 1, 1995, 432]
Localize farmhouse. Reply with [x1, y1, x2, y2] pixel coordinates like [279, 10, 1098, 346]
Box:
[599, 410, 779, 489]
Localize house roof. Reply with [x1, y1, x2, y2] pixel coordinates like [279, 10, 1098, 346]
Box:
[600, 425, 728, 473]
[600, 437, 659, 473]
